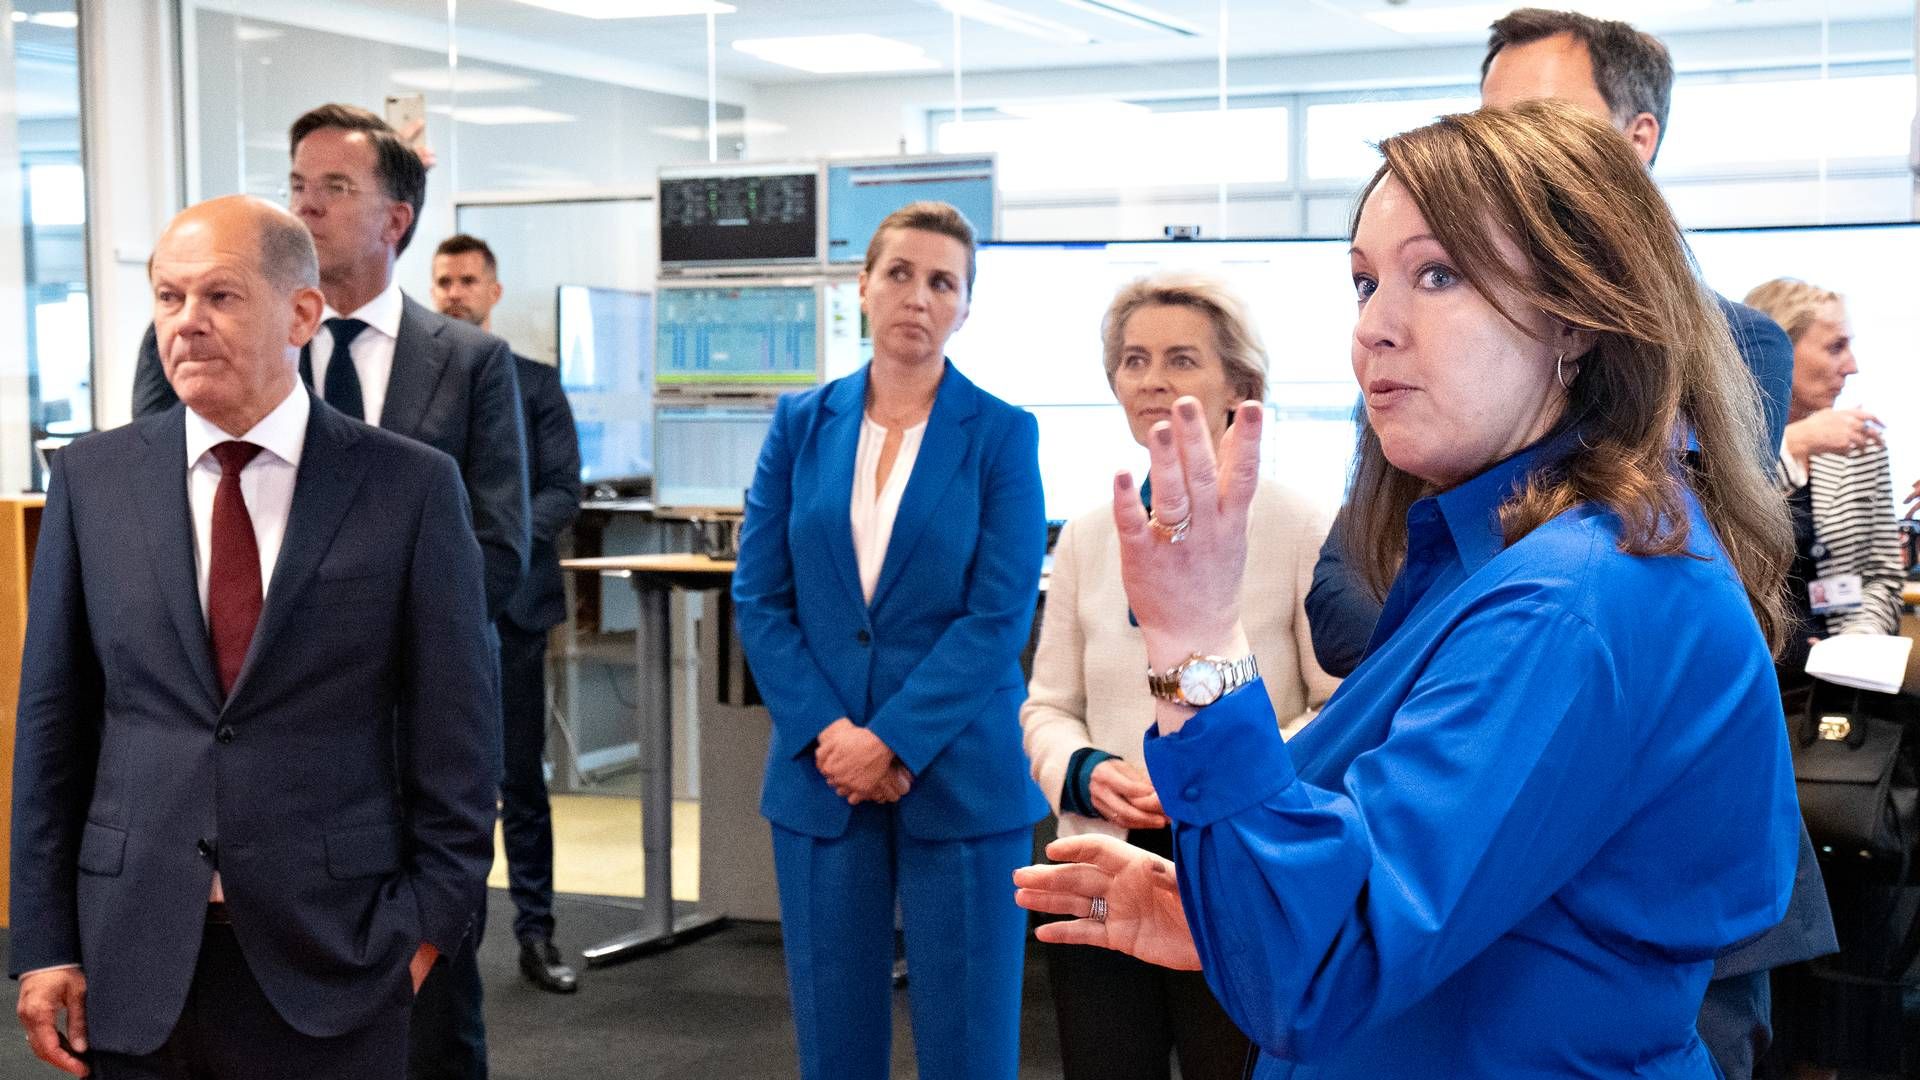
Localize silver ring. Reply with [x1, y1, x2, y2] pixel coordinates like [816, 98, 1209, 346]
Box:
[1089, 896, 1108, 923]
[1147, 512, 1190, 544]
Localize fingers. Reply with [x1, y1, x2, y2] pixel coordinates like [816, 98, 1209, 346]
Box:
[1112, 470, 1152, 544]
[18, 985, 86, 1076]
[1143, 419, 1191, 531]
[1045, 832, 1152, 876]
[64, 986, 84, 1055]
[1033, 917, 1111, 949]
[1170, 397, 1219, 518]
[1093, 760, 1154, 800]
[1015, 887, 1106, 920]
[1091, 789, 1159, 830]
[1216, 402, 1264, 529]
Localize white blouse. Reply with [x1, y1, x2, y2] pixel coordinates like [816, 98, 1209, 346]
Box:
[849, 414, 927, 603]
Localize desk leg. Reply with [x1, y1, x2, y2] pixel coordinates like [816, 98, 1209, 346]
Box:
[583, 577, 725, 966]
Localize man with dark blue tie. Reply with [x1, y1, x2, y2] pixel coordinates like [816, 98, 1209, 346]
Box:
[431, 233, 583, 996]
[10, 195, 497, 1079]
[129, 106, 527, 1080]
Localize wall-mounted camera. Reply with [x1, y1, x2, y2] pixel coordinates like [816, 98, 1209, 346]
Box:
[1164, 224, 1201, 240]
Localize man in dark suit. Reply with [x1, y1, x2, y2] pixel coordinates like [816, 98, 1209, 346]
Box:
[1304, 11, 1833, 1079]
[130, 105, 526, 1079]
[431, 233, 583, 995]
[10, 195, 497, 1079]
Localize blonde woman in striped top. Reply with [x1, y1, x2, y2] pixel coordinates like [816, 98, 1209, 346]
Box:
[1746, 278, 1902, 661]
[1745, 277, 1907, 1079]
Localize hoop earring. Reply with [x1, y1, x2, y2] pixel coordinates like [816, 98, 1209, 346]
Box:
[1555, 352, 1574, 390]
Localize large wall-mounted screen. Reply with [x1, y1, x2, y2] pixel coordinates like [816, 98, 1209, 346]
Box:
[655, 284, 819, 387]
[826, 155, 996, 264]
[659, 164, 819, 268]
[556, 284, 652, 489]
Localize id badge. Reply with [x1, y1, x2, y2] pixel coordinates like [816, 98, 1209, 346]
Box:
[1808, 572, 1864, 615]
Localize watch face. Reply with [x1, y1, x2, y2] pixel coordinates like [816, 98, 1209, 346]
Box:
[1179, 660, 1226, 706]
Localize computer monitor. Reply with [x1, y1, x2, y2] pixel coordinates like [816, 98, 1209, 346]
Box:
[653, 402, 777, 511]
[655, 283, 821, 388]
[658, 162, 821, 269]
[825, 155, 996, 265]
[556, 284, 653, 491]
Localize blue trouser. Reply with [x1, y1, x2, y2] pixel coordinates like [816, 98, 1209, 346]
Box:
[497, 619, 556, 943]
[771, 805, 1031, 1080]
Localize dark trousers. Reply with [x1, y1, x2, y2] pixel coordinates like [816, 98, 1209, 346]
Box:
[498, 618, 557, 943]
[90, 922, 409, 1080]
[1043, 827, 1253, 1080]
[407, 937, 488, 1080]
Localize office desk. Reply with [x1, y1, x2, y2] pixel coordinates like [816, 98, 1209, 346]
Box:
[560, 554, 735, 965]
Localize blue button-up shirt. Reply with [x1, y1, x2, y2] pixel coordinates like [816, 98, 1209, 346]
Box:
[1144, 437, 1800, 1078]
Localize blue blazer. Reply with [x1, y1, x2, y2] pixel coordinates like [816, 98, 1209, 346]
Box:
[733, 362, 1050, 842]
[9, 396, 499, 1053]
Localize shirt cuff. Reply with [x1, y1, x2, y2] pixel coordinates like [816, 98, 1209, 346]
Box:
[1144, 679, 1297, 826]
[1060, 747, 1117, 819]
[1779, 442, 1808, 489]
[18, 964, 80, 979]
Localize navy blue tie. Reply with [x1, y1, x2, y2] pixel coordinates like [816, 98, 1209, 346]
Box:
[323, 317, 368, 420]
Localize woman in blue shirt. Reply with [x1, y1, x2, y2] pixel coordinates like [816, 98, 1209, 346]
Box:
[1014, 100, 1802, 1078]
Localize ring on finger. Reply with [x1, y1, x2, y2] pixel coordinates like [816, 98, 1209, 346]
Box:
[1147, 511, 1191, 544]
[1089, 896, 1109, 923]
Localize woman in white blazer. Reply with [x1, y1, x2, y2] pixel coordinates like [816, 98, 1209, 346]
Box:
[1020, 272, 1340, 1080]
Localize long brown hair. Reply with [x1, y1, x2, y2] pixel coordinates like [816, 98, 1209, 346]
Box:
[1342, 100, 1790, 647]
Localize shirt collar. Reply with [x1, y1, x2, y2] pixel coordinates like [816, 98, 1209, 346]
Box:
[1423, 426, 1584, 574]
[321, 277, 403, 341]
[185, 382, 311, 472]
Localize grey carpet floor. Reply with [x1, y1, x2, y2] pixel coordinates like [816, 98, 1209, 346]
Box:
[0, 889, 1069, 1079]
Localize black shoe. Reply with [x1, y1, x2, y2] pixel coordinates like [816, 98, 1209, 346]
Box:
[518, 937, 580, 994]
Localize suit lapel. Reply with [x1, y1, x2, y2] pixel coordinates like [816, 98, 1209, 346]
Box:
[379, 297, 447, 438]
[225, 398, 371, 706]
[134, 408, 223, 711]
[812, 370, 867, 610]
[867, 361, 977, 611]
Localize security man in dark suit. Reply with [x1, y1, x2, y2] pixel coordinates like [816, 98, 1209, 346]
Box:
[11, 195, 497, 1080]
[131, 104, 527, 1080]
[431, 233, 583, 995]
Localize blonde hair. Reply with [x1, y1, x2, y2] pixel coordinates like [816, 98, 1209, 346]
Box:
[1743, 278, 1843, 344]
[1100, 273, 1269, 403]
[1343, 100, 1790, 648]
[863, 201, 978, 294]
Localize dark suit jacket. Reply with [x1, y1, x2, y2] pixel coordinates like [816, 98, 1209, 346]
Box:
[9, 394, 498, 1053]
[501, 356, 581, 635]
[734, 362, 1050, 842]
[133, 297, 531, 617]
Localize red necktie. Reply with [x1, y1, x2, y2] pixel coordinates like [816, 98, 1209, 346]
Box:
[208, 441, 264, 697]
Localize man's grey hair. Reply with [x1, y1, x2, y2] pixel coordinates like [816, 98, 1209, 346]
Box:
[1482, 7, 1674, 164]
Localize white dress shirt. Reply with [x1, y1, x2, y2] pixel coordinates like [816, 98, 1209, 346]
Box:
[186, 384, 309, 616]
[308, 278, 403, 426]
[849, 415, 926, 603]
[185, 382, 309, 903]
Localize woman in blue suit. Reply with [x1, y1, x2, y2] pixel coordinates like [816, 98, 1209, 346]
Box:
[733, 201, 1048, 1080]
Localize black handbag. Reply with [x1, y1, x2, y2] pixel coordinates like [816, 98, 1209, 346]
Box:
[1792, 682, 1920, 879]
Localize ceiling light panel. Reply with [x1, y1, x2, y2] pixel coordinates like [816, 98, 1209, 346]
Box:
[733, 33, 943, 75]
[511, 0, 735, 18]
[1367, 0, 1711, 35]
[1053, 0, 1202, 37]
[939, 0, 1095, 45]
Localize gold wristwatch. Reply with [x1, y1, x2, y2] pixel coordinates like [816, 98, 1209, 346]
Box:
[1146, 653, 1260, 707]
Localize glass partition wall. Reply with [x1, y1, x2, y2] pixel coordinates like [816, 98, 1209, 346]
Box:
[170, 0, 1919, 907]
